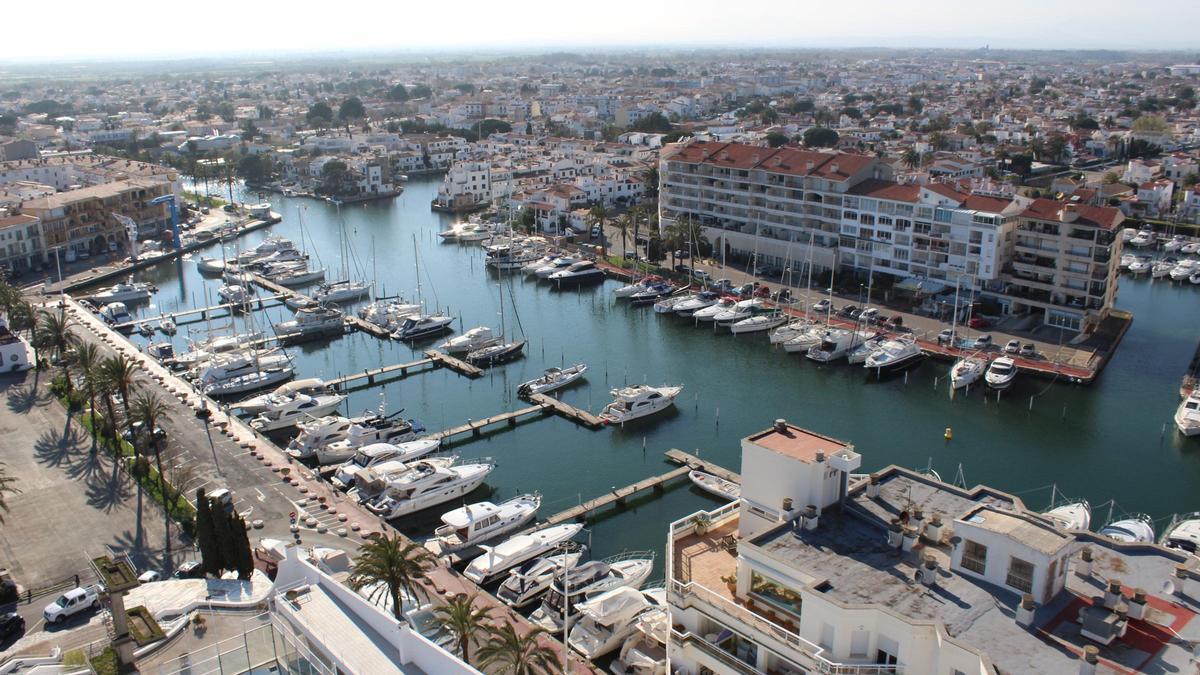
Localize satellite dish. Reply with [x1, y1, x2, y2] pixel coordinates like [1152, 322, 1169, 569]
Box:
[1162, 579, 1176, 596]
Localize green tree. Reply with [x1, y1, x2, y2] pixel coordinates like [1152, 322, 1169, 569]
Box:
[387, 84, 409, 101]
[195, 488, 221, 576]
[477, 623, 559, 675]
[320, 160, 349, 195]
[1045, 134, 1068, 163]
[132, 391, 171, 512]
[630, 112, 672, 134]
[901, 148, 920, 170]
[348, 534, 434, 620]
[101, 354, 140, 449]
[613, 210, 632, 260]
[0, 463, 19, 524]
[71, 342, 103, 434]
[433, 593, 491, 664]
[231, 511, 254, 579]
[765, 131, 789, 148]
[802, 127, 839, 148]
[643, 166, 660, 201]
[409, 84, 432, 99]
[338, 97, 366, 137]
[306, 102, 333, 129]
[475, 119, 512, 137]
[236, 154, 271, 185]
[588, 203, 608, 257]
[34, 308, 77, 394]
[1131, 115, 1170, 134]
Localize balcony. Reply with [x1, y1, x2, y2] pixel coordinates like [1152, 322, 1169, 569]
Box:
[673, 629, 766, 675]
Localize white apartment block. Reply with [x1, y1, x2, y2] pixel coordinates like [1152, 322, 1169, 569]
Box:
[659, 140, 1123, 331]
[666, 419, 1200, 675]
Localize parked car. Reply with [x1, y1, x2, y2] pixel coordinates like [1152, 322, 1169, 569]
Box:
[752, 285, 771, 298]
[773, 288, 794, 303]
[969, 316, 991, 329]
[137, 571, 161, 583]
[693, 269, 712, 281]
[122, 421, 166, 444]
[591, 225, 602, 238]
[887, 315, 904, 327]
[43, 586, 103, 624]
[973, 334, 993, 349]
[860, 308, 880, 322]
[674, 264, 691, 275]
[813, 299, 833, 313]
[1019, 343, 1038, 358]
[838, 305, 859, 318]
[0, 613, 24, 639]
[937, 329, 957, 346]
[673, 249, 691, 259]
[173, 561, 204, 579]
[712, 277, 732, 290]
[1004, 339, 1021, 354]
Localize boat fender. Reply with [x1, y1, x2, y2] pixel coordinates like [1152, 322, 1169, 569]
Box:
[944, 427, 953, 442]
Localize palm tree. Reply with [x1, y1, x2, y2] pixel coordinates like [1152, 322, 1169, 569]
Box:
[432, 593, 491, 664]
[588, 203, 608, 258]
[347, 533, 433, 621]
[101, 354, 140, 449]
[642, 166, 660, 201]
[132, 391, 172, 503]
[34, 308, 78, 393]
[901, 148, 920, 170]
[72, 343, 104, 438]
[613, 211, 632, 261]
[477, 622, 559, 675]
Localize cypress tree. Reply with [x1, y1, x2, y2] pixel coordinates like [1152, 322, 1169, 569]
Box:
[211, 500, 236, 576]
[232, 512, 255, 579]
[194, 488, 222, 576]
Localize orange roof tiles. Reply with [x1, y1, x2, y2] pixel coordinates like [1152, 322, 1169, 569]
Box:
[747, 423, 851, 464]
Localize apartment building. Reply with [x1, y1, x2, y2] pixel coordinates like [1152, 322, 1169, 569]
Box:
[0, 213, 43, 274]
[667, 419, 1200, 675]
[660, 140, 1123, 331]
[18, 177, 171, 257]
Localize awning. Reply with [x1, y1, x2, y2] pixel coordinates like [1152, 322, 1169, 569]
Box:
[895, 277, 947, 294]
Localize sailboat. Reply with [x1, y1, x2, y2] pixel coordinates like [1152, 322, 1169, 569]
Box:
[468, 213, 526, 366]
[313, 204, 371, 304]
[393, 234, 453, 341]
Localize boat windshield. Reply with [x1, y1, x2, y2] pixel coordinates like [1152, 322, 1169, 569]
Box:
[353, 451, 371, 467]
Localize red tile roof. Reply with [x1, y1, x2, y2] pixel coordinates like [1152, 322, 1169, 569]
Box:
[1021, 198, 1123, 231]
[666, 140, 874, 182]
[847, 179, 920, 202]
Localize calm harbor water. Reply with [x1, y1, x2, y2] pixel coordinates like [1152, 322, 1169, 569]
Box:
[108, 177, 1200, 570]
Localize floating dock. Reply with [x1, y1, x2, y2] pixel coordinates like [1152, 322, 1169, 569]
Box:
[425, 350, 483, 378]
[111, 294, 288, 331]
[539, 466, 691, 527]
[526, 392, 605, 428]
[430, 404, 550, 443]
[325, 358, 440, 391]
[664, 448, 741, 483]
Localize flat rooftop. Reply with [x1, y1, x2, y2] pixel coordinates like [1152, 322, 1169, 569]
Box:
[746, 422, 851, 464]
[286, 583, 425, 675]
[740, 470, 1200, 674]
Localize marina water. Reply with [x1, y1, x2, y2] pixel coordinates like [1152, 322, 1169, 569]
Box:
[121, 177, 1200, 573]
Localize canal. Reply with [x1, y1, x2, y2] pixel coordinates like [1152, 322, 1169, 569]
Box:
[108, 176, 1200, 571]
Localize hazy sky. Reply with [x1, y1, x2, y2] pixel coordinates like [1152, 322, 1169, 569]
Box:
[4, 0, 1199, 62]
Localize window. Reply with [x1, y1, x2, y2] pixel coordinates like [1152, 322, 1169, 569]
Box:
[751, 571, 803, 616]
[961, 539, 987, 574]
[1006, 556, 1035, 593]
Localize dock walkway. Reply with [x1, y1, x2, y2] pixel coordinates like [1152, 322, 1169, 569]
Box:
[539, 466, 690, 527]
[665, 448, 741, 483]
[526, 393, 604, 428]
[111, 294, 288, 331]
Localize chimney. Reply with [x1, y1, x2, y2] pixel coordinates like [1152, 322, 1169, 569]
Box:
[1174, 564, 1188, 599]
[866, 473, 881, 498]
[1104, 579, 1123, 609]
[924, 513, 945, 543]
[782, 497, 794, 514]
[829, 163, 839, 174]
[1061, 203, 1079, 223]
[815, 450, 825, 463]
[1127, 588, 1147, 620]
[901, 526, 919, 552]
[803, 505, 819, 531]
[751, 154, 760, 164]
[1078, 645, 1100, 675]
[887, 520, 904, 548]
[919, 553, 939, 586]
[1016, 594, 1036, 627]
[805, 160, 815, 172]
[1076, 547, 1093, 578]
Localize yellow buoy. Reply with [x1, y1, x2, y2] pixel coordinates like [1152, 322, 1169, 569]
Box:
[944, 426, 953, 441]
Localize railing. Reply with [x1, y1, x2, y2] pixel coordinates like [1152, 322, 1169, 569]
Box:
[673, 629, 766, 674]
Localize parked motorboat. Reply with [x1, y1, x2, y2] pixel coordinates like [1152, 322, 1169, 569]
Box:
[1151, 261, 1173, 279]
[135, 321, 154, 337]
[1127, 258, 1152, 275]
[692, 297, 737, 323]
[100, 302, 133, 325]
[202, 364, 294, 397]
[730, 313, 788, 335]
[949, 357, 986, 390]
[1170, 260, 1199, 281]
[364, 458, 495, 519]
[146, 342, 174, 360]
[529, 551, 655, 633]
[846, 335, 887, 365]
[313, 280, 371, 304]
[1183, 242, 1200, 255]
[217, 284, 254, 306]
[273, 266, 327, 287]
[1044, 500, 1091, 531]
[805, 329, 858, 362]
[568, 586, 667, 660]
[1129, 231, 1156, 247]
[984, 357, 1018, 390]
[551, 260, 605, 285]
[1160, 513, 1200, 557]
[535, 257, 576, 279]
[1164, 235, 1186, 252]
[197, 256, 226, 274]
[1121, 227, 1137, 243]
[330, 439, 442, 490]
[249, 393, 347, 432]
[610, 602, 669, 675]
[359, 299, 421, 330]
[463, 523, 584, 584]
[316, 416, 426, 465]
[286, 410, 422, 461]
[233, 378, 331, 415]
[613, 276, 662, 298]
[465, 339, 525, 367]
[347, 458, 453, 504]
[712, 298, 765, 325]
[438, 326, 499, 354]
[274, 305, 345, 341]
[158, 318, 177, 335]
[673, 291, 720, 316]
[1119, 253, 1136, 270]
[236, 236, 296, 264]
[782, 326, 827, 354]
[88, 278, 155, 304]
[171, 332, 263, 371]
[192, 349, 291, 384]
[1191, 272, 1200, 285]
[518, 364, 588, 397]
[651, 293, 691, 314]
[627, 282, 672, 306]
[769, 320, 813, 345]
[688, 470, 740, 501]
[425, 493, 542, 556]
[1175, 389, 1200, 436]
[600, 385, 682, 425]
[392, 314, 454, 341]
[864, 337, 923, 373]
[1099, 514, 1155, 543]
[497, 549, 586, 609]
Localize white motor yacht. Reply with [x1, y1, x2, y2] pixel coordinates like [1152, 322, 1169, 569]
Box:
[437, 326, 498, 354]
[88, 277, 155, 304]
[673, 291, 720, 316]
[984, 357, 1018, 390]
[1170, 260, 1198, 281]
[236, 236, 295, 264]
[1044, 500, 1091, 531]
[522, 255, 558, 275]
[249, 393, 347, 432]
[600, 385, 682, 425]
[217, 284, 254, 306]
[192, 349, 291, 384]
[359, 299, 421, 330]
[805, 329, 858, 362]
[392, 314, 454, 341]
[273, 305, 345, 341]
[1151, 261, 1173, 279]
[518, 364, 588, 397]
[692, 297, 736, 323]
[613, 276, 662, 298]
[568, 586, 666, 660]
[688, 470, 740, 501]
[286, 411, 422, 461]
[712, 298, 765, 325]
[610, 603, 669, 675]
[846, 335, 887, 365]
[463, 523, 584, 584]
[425, 493, 542, 556]
[949, 357, 986, 390]
[1175, 389, 1200, 436]
[273, 266, 327, 287]
[730, 313, 788, 335]
[197, 257, 226, 275]
[864, 337, 923, 373]
[313, 280, 371, 305]
[529, 552, 655, 633]
[1127, 258, 1152, 275]
[1161, 513, 1200, 558]
[1121, 227, 1137, 243]
[1129, 231, 1155, 247]
[457, 223, 496, 242]
[1183, 242, 1200, 255]
[535, 257, 576, 279]
[100, 302, 133, 325]
[1164, 235, 1186, 252]
[1119, 253, 1136, 270]
[316, 416, 426, 465]
[652, 293, 691, 314]
[330, 439, 442, 490]
[769, 319, 813, 345]
[347, 458, 453, 504]
[202, 366, 294, 398]
[233, 378, 330, 415]
[550, 260, 605, 285]
[1099, 514, 1155, 543]
[171, 332, 262, 371]
[364, 458, 495, 519]
[497, 549, 586, 609]
[465, 339, 526, 367]
[782, 326, 826, 354]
